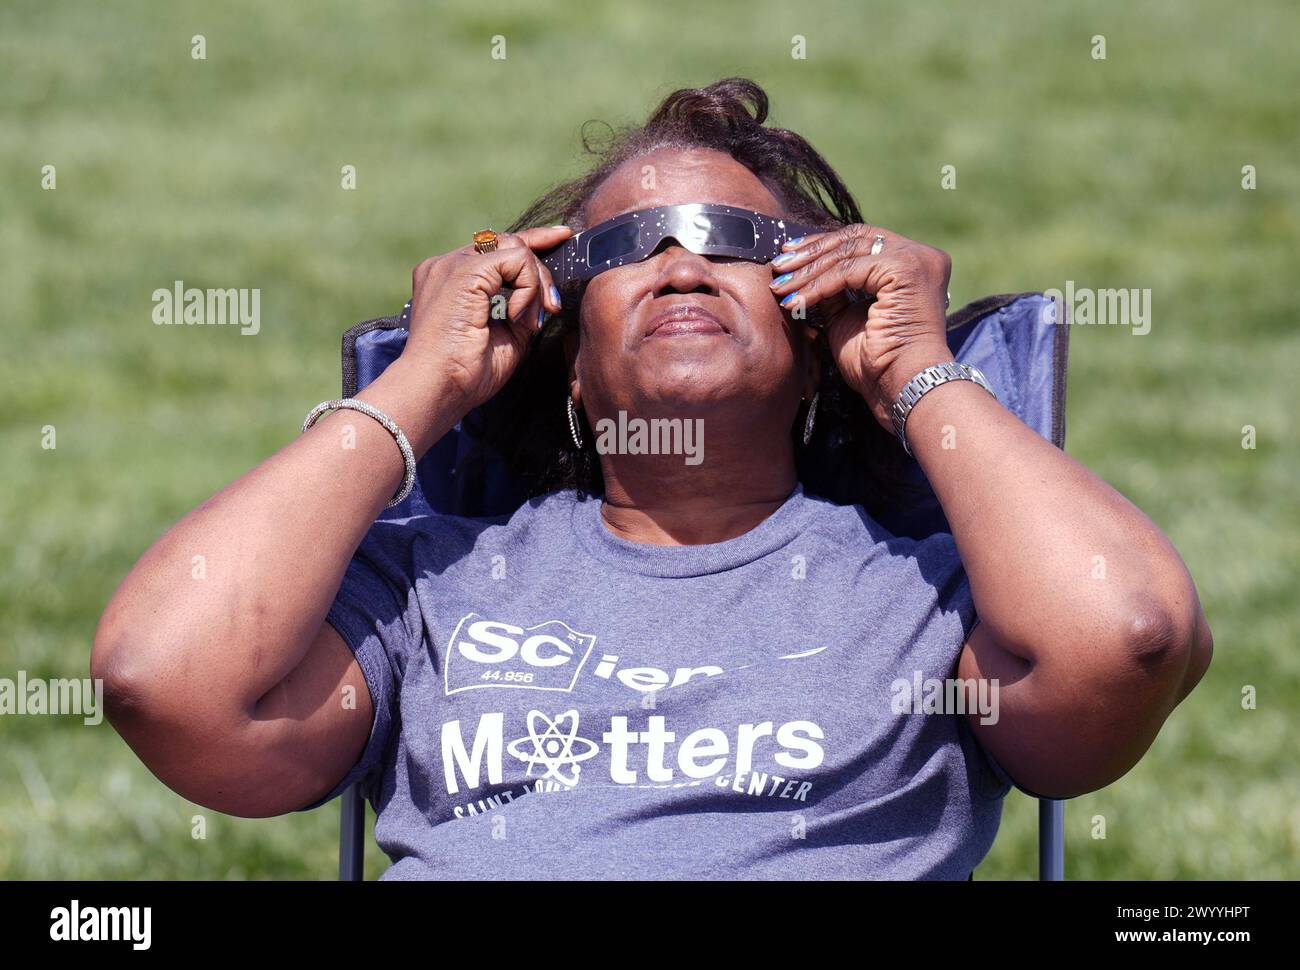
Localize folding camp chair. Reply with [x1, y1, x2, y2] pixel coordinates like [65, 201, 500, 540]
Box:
[333, 290, 1070, 881]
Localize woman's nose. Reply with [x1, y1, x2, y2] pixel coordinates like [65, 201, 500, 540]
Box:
[651, 243, 720, 294]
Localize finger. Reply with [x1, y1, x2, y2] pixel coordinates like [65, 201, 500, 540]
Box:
[489, 292, 543, 363]
[780, 229, 833, 252]
[770, 228, 856, 302]
[769, 229, 846, 312]
[512, 249, 564, 319]
[515, 227, 570, 314]
[777, 222, 895, 253]
[498, 249, 552, 330]
[522, 224, 574, 251]
[772, 252, 866, 315]
[456, 225, 569, 254]
[500, 249, 564, 332]
[772, 223, 891, 276]
[531, 252, 563, 316]
[472, 229, 568, 313]
[786, 255, 872, 314]
[770, 224, 896, 304]
[412, 253, 447, 288]
[457, 244, 545, 333]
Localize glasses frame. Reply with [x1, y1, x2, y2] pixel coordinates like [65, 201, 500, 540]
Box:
[539, 202, 823, 287]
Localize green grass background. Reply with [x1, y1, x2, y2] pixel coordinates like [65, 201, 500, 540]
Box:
[1, 0, 1296, 879]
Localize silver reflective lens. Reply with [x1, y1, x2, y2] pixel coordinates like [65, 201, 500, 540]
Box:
[542, 203, 819, 287]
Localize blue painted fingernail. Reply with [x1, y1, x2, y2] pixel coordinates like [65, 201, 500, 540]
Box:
[771, 272, 794, 288]
[787, 235, 804, 246]
[550, 285, 561, 308]
[780, 290, 799, 307]
[771, 252, 796, 267]
[538, 307, 546, 328]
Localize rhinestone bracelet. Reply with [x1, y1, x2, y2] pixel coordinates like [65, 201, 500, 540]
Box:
[301, 398, 416, 508]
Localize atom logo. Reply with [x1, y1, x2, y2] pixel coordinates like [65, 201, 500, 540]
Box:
[506, 710, 599, 786]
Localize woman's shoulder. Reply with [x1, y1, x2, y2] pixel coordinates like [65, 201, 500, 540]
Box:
[799, 487, 949, 545]
[797, 488, 974, 633]
[798, 487, 966, 573]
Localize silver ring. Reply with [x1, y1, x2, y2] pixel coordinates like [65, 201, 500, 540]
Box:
[870, 235, 885, 256]
[944, 290, 951, 309]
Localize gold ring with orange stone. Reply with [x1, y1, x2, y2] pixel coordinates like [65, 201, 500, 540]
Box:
[472, 229, 498, 254]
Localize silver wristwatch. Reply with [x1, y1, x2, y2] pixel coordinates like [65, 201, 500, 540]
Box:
[890, 361, 996, 456]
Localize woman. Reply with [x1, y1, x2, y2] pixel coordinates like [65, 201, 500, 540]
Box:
[92, 78, 1212, 880]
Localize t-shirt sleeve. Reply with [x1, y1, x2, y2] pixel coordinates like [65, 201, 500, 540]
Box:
[884, 525, 979, 639]
[957, 710, 1014, 801]
[955, 615, 1056, 802]
[910, 532, 1015, 801]
[293, 521, 423, 812]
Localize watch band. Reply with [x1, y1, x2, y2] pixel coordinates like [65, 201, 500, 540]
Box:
[890, 361, 997, 457]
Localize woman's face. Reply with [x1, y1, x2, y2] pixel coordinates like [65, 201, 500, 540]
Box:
[570, 147, 813, 435]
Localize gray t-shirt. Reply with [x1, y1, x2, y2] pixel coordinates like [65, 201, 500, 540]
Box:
[301, 483, 1013, 879]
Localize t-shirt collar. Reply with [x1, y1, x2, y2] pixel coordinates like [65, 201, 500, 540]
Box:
[569, 482, 812, 578]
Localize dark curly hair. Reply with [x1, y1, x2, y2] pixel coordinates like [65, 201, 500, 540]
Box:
[466, 76, 919, 520]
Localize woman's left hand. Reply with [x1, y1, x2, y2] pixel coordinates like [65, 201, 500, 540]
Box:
[769, 224, 954, 432]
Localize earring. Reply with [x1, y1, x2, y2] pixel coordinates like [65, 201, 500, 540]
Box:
[802, 391, 819, 446]
[566, 396, 585, 450]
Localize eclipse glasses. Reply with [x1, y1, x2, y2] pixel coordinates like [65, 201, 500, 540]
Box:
[539, 202, 823, 287]
[394, 204, 831, 331]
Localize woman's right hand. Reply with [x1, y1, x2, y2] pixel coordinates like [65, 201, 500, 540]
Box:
[400, 225, 572, 414]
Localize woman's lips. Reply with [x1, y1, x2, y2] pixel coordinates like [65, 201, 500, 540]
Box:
[644, 305, 728, 339]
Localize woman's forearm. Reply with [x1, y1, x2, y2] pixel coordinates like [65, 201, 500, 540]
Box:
[899, 371, 1207, 682]
[768, 219, 1208, 696]
[91, 357, 465, 718]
